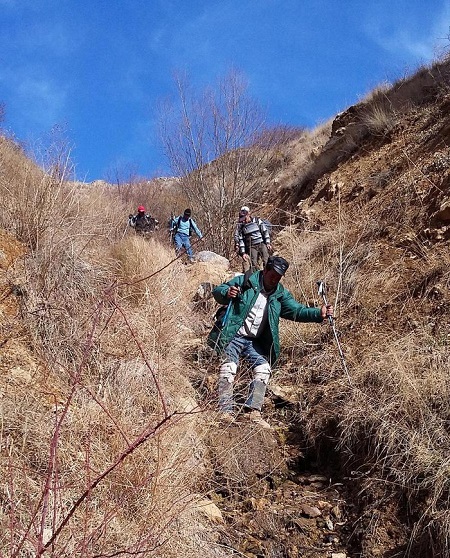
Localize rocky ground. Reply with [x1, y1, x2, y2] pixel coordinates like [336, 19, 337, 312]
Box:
[187, 66, 450, 558]
[189, 363, 407, 558]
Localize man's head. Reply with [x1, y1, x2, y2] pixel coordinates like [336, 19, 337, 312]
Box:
[183, 208, 192, 218]
[239, 205, 251, 223]
[137, 205, 145, 213]
[262, 256, 290, 290]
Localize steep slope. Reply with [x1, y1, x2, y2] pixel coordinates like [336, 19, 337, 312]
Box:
[260, 59, 450, 556]
[0, 57, 449, 558]
[200, 58, 450, 558]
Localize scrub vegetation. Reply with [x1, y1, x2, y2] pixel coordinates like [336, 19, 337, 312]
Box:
[0, 55, 449, 557]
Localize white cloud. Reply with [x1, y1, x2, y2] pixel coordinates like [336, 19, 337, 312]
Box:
[364, 2, 450, 63]
[0, 64, 69, 131]
[430, 4, 450, 57]
[388, 32, 435, 60]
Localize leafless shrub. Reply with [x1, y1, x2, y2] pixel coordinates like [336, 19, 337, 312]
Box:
[335, 328, 450, 555]
[159, 70, 297, 256]
[0, 132, 78, 249]
[0, 134, 228, 556]
[273, 196, 450, 555]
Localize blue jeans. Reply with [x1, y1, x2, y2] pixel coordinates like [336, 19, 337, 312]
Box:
[174, 232, 193, 258]
[218, 335, 271, 412]
[223, 334, 268, 368]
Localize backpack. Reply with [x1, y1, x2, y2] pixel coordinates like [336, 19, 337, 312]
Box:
[175, 216, 194, 236]
[260, 218, 272, 238]
[238, 217, 272, 239]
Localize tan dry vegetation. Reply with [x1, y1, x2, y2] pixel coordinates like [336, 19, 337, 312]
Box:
[267, 119, 333, 198]
[1, 54, 450, 558]
[261, 57, 450, 556]
[0, 144, 231, 555]
[360, 102, 397, 136]
[96, 175, 189, 225]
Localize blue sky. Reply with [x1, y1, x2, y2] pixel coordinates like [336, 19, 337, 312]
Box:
[1, 0, 449, 182]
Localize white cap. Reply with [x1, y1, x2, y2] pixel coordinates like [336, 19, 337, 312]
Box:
[240, 205, 250, 213]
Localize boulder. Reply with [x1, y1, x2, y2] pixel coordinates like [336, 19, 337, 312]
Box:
[195, 251, 229, 268]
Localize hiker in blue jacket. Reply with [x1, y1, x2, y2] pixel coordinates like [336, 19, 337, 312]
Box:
[170, 208, 203, 263]
[208, 255, 333, 428]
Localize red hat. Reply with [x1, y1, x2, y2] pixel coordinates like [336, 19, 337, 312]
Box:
[137, 206, 145, 212]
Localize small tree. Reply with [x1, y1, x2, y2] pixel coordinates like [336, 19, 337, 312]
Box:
[159, 70, 294, 256]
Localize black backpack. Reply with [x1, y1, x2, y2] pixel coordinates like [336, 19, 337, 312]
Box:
[174, 216, 194, 236]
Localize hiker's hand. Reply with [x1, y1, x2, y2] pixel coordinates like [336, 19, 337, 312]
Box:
[227, 285, 241, 299]
[321, 304, 333, 319]
[266, 243, 273, 253]
[242, 253, 250, 261]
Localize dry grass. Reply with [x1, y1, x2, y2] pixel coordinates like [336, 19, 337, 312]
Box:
[1, 55, 450, 556]
[360, 102, 397, 136]
[271, 188, 450, 554]
[271, 119, 333, 196]
[0, 136, 229, 556]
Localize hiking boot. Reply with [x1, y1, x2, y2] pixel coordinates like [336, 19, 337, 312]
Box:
[246, 410, 271, 430]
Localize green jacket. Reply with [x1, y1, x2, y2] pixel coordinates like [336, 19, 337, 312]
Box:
[208, 270, 323, 363]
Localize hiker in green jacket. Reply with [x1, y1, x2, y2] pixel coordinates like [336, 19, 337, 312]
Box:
[208, 255, 333, 428]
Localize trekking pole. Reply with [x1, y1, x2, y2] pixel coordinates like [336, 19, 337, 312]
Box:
[220, 284, 243, 328]
[121, 220, 129, 240]
[317, 281, 352, 386]
[221, 299, 233, 327]
[169, 211, 174, 245]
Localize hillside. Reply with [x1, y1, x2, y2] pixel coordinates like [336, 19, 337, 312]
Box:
[192, 59, 450, 557]
[0, 57, 449, 557]
[256, 58, 450, 556]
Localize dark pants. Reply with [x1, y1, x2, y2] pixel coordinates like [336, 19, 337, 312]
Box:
[242, 242, 269, 272]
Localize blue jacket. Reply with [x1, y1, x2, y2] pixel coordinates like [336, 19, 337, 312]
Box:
[171, 216, 202, 238]
[208, 270, 323, 363]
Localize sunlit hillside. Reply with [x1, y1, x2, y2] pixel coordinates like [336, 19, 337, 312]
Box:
[0, 55, 449, 557]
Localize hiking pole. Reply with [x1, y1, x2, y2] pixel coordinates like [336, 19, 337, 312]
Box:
[121, 220, 130, 240]
[221, 299, 233, 327]
[169, 211, 174, 245]
[317, 281, 352, 386]
[221, 285, 242, 327]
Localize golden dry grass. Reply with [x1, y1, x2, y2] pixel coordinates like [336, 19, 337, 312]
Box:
[270, 179, 450, 554]
[0, 139, 230, 556]
[1, 54, 450, 556]
[360, 102, 397, 136]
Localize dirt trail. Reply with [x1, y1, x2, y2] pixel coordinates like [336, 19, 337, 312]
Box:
[206, 413, 352, 557]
